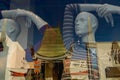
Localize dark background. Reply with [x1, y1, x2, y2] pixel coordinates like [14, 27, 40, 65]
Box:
[0, 0, 120, 44]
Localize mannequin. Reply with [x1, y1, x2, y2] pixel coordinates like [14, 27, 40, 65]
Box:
[62, 12, 99, 80]
[0, 19, 30, 80]
[0, 9, 51, 80]
[62, 3, 120, 80]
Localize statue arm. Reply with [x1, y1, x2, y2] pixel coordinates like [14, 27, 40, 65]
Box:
[96, 4, 120, 26]
[1, 9, 48, 30]
[96, 4, 120, 16]
[22, 10, 48, 30]
[78, 4, 102, 11]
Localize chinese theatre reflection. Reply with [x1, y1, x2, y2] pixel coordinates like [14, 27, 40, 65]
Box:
[35, 28, 66, 80]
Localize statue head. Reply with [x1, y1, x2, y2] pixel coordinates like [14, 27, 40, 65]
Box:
[75, 12, 98, 37]
[0, 19, 21, 41]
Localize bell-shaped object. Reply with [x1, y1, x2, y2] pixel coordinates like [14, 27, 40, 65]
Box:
[37, 28, 67, 58]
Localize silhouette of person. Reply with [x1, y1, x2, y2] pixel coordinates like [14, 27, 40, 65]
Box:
[114, 51, 118, 64]
[118, 50, 120, 64]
